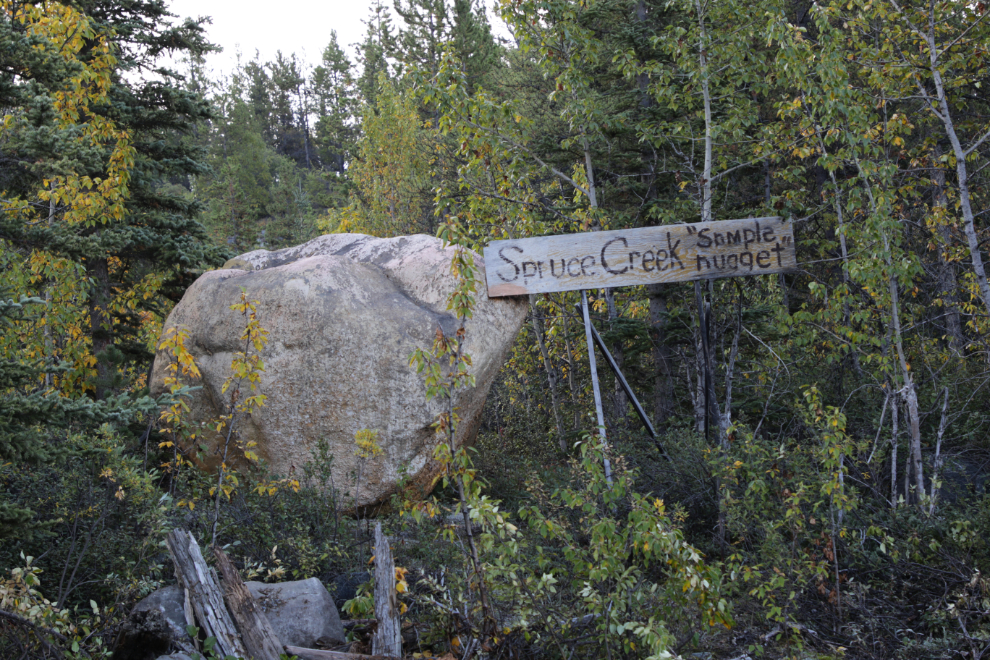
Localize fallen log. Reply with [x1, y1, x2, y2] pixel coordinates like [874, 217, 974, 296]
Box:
[284, 646, 393, 660]
[213, 546, 285, 660]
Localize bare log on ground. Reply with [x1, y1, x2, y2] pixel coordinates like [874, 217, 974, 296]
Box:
[165, 529, 248, 659]
[285, 646, 393, 660]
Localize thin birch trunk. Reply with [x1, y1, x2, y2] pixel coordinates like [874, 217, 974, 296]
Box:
[811, 121, 863, 377]
[580, 135, 627, 431]
[932, 152, 965, 349]
[903, 393, 911, 505]
[582, 291, 613, 486]
[695, 0, 713, 224]
[929, 387, 950, 514]
[44, 183, 56, 389]
[692, 0, 718, 440]
[886, 240, 925, 506]
[853, 155, 925, 508]
[718, 297, 741, 448]
[889, 0, 990, 320]
[928, 47, 990, 320]
[890, 393, 899, 507]
[691, 311, 707, 434]
[559, 305, 581, 429]
[530, 295, 566, 451]
[765, 161, 790, 310]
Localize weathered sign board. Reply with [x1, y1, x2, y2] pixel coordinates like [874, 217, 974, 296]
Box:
[483, 216, 796, 297]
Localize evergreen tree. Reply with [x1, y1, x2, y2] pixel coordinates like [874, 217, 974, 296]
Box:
[199, 96, 273, 251]
[357, 0, 396, 109]
[267, 51, 311, 167]
[243, 52, 277, 145]
[391, 0, 498, 88]
[450, 0, 498, 91]
[0, 0, 228, 399]
[312, 32, 358, 175]
[392, 0, 450, 77]
[1, 2, 159, 538]
[0, 295, 156, 539]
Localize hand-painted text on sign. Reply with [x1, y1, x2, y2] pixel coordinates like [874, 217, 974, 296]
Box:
[483, 216, 796, 297]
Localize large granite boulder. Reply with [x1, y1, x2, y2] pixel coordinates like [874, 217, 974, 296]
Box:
[150, 233, 527, 507]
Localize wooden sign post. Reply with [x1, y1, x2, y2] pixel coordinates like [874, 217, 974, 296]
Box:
[483, 217, 797, 459]
[484, 216, 795, 296]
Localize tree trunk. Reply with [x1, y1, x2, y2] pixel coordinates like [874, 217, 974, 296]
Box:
[852, 152, 925, 509]
[87, 256, 112, 400]
[166, 530, 248, 660]
[926, 45, 990, 321]
[811, 122, 864, 378]
[213, 547, 285, 660]
[718, 297, 741, 448]
[286, 648, 393, 660]
[690, 317, 707, 435]
[530, 296, 566, 451]
[888, 255, 924, 507]
[559, 305, 581, 429]
[605, 289, 627, 428]
[890, 394, 899, 507]
[647, 284, 674, 430]
[582, 291, 613, 485]
[635, 0, 652, 108]
[929, 387, 950, 514]
[371, 523, 402, 659]
[695, 0, 713, 224]
[905, 384, 925, 504]
[932, 154, 965, 350]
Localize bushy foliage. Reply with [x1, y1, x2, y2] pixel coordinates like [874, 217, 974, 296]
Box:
[5, 0, 990, 658]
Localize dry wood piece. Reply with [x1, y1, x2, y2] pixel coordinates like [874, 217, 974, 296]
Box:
[371, 522, 402, 658]
[166, 529, 248, 659]
[285, 646, 393, 660]
[213, 546, 285, 660]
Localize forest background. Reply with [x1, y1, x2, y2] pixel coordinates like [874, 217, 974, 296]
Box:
[2, 0, 990, 658]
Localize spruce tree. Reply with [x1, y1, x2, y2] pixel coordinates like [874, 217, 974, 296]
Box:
[312, 32, 358, 175]
[267, 52, 310, 166]
[56, 0, 225, 398]
[357, 0, 396, 109]
[392, 0, 450, 77]
[0, 0, 190, 538]
[450, 0, 498, 91]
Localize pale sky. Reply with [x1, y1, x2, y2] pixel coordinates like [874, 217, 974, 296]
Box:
[165, 0, 510, 80]
[165, 0, 370, 77]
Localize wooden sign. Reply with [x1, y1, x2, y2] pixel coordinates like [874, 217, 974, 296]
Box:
[483, 216, 796, 297]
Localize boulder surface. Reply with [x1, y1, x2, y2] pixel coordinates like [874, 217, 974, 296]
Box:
[150, 233, 527, 507]
[112, 585, 193, 660]
[118, 578, 345, 656]
[246, 577, 345, 647]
